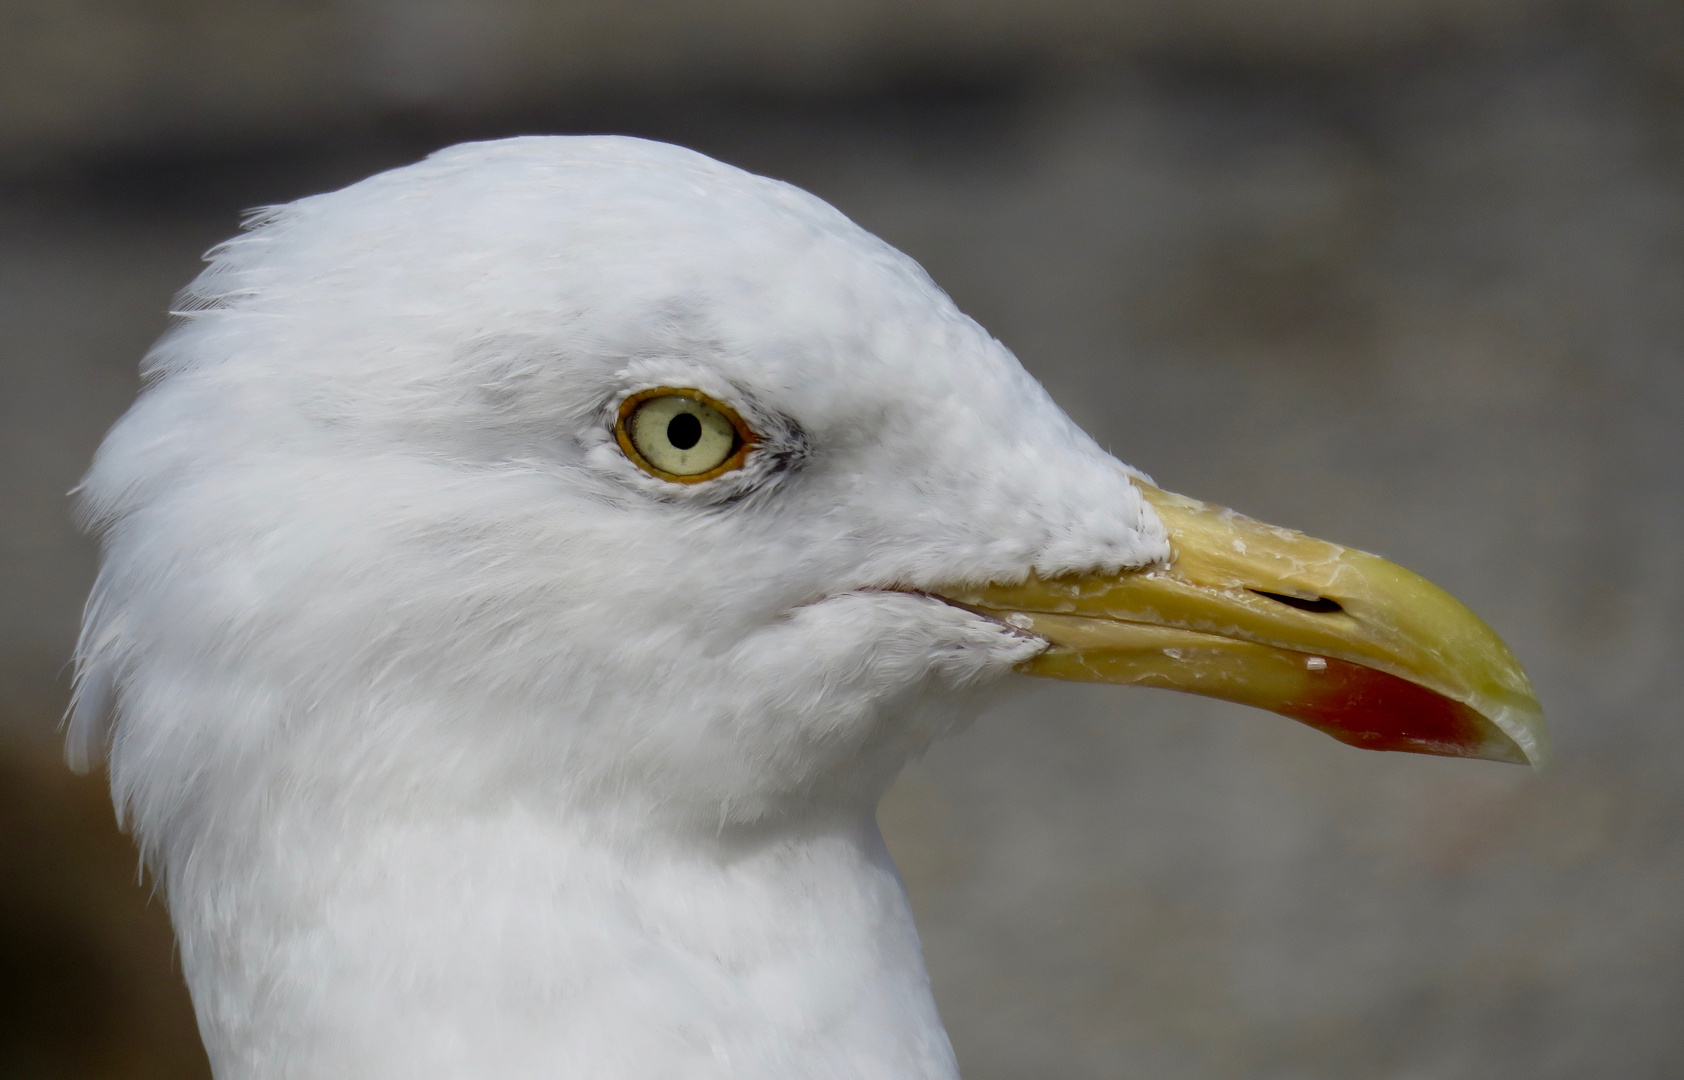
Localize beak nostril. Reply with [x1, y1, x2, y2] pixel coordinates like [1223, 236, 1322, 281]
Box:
[1250, 590, 1344, 615]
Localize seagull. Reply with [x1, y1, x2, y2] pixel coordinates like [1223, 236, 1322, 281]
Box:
[68, 136, 1546, 1080]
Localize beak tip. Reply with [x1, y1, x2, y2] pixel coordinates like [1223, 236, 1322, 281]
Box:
[1491, 701, 1550, 770]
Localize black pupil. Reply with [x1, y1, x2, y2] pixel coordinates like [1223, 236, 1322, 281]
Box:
[666, 411, 703, 450]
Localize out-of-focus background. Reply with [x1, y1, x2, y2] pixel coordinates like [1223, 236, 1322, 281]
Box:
[4, 1, 1682, 1076]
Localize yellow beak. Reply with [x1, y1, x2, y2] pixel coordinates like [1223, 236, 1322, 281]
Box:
[935, 483, 1547, 767]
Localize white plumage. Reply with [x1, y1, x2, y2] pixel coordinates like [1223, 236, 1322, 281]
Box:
[72, 136, 1168, 1079]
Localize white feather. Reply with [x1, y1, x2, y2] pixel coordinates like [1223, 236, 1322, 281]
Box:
[73, 136, 1167, 1079]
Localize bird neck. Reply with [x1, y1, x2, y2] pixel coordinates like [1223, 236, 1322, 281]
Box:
[169, 795, 960, 1080]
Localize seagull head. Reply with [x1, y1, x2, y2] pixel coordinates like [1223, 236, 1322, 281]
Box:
[69, 135, 1544, 1076]
[74, 135, 1543, 835]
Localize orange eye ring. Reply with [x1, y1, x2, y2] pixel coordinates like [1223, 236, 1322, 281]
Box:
[615, 387, 757, 483]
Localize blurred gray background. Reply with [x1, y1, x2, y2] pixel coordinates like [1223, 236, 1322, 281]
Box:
[4, 1, 1682, 1077]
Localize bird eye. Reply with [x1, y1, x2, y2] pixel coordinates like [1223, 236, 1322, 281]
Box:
[615, 388, 753, 482]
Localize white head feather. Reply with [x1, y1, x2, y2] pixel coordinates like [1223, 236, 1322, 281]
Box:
[72, 136, 1167, 1079]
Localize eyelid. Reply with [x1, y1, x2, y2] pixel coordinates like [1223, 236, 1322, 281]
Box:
[615, 387, 758, 483]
